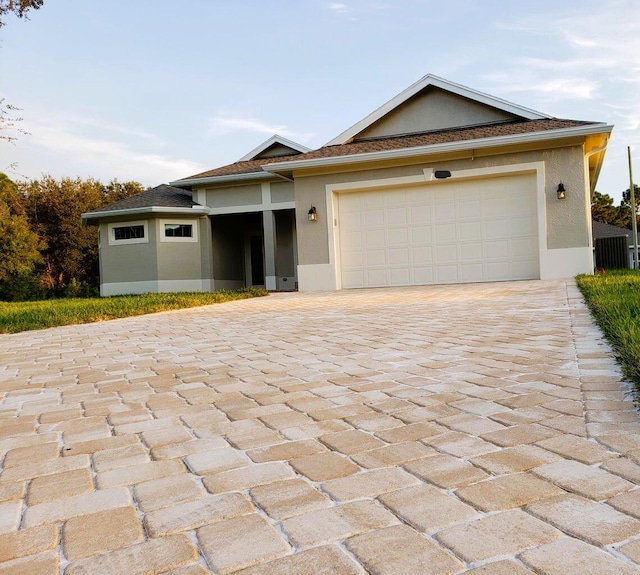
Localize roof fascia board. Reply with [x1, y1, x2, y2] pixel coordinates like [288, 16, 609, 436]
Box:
[237, 134, 312, 162]
[170, 171, 274, 188]
[81, 206, 209, 222]
[265, 123, 613, 173]
[325, 74, 551, 146]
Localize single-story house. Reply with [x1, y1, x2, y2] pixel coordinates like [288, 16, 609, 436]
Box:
[82, 74, 613, 296]
[592, 220, 640, 269]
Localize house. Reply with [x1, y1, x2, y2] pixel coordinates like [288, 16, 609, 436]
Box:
[592, 220, 640, 268]
[82, 74, 613, 296]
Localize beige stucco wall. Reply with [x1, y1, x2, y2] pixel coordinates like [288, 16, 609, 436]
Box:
[294, 145, 588, 266]
[357, 88, 519, 140]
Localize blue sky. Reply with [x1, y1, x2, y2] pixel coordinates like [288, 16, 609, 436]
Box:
[1, 0, 639, 201]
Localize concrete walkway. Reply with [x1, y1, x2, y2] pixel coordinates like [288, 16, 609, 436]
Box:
[1, 280, 640, 574]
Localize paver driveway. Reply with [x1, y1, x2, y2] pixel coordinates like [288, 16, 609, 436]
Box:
[1, 279, 640, 574]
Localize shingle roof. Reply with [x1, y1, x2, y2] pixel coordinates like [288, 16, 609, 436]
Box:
[592, 220, 639, 241]
[178, 118, 597, 181]
[84, 184, 199, 215]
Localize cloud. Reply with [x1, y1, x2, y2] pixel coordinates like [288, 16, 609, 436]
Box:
[9, 112, 205, 185]
[208, 112, 315, 142]
[328, 2, 348, 13]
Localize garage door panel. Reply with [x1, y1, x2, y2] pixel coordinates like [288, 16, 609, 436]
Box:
[364, 210, 385, 227]
[388, 228, 409, 245]
[365, 230, 386, 247]
[339, 174, 538, 288]
[436, 224, 456, 242]
[435, 203, 456, 220]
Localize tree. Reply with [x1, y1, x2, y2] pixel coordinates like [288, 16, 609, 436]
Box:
[591, 191, 628, 227]
[18, 176, 143, 292]
[0, 173, 43, 300]
[0, 0, 43, 27]
[621, 184, 640, 230]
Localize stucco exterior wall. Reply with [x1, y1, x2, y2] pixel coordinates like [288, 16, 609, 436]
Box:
[205, 184, 262, 208]
[155, 218, 206, 282]
[294, 144, 588, 267]
[98, 219, 158, 284]
[357, 88, 518, 140]
[271, 181, 295, 203]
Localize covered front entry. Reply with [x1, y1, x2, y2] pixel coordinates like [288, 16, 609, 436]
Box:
[211, 209, 298, 291]
[338, 173, 539, 288]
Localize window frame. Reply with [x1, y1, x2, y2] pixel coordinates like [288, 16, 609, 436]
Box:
[160, 219, 198, 243]
[107, 221, 149, 246]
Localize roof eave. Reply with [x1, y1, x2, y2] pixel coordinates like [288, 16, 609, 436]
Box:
[169, 171, 275, 188]
[264, 123, 614, 174]
[81, 205, 209, 224]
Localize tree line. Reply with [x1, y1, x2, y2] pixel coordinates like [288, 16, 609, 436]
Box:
[592, 188, 640, 229]
[0, 173, 142, 300]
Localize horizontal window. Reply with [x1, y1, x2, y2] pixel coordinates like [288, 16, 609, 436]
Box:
[114, 225, 145, 240]
[107, 221, 148, 246]
[164, 223, 193, 238]
[160, 219, 198, 242]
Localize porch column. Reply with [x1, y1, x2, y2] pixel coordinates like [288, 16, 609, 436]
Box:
[263, 209, 277, 290]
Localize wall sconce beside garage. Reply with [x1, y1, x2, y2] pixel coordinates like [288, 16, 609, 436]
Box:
[557, 183, 566, 199]
[308, 206, 318, 221]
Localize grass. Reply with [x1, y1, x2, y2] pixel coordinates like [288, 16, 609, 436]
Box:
[576, 269, 640, 388]
[0, 287, 268, 334]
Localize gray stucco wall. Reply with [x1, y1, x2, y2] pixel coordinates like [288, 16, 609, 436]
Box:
[155, 218, 206, 282]
[294, 145, 588, 266]
[271, 181, 295, 203]
[99, 220, 158, 283]
[205, 184, 262, 208]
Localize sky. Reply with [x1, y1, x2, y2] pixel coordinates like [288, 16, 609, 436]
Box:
[1, 0, 639, 201]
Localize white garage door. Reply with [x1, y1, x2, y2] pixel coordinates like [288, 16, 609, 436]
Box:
[338, 174, 539, 288]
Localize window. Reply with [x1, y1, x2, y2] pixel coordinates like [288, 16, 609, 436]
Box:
[114, 225, 145, 240]
[164, 223, 193, 238]
[107, 221, 148, 246]
[160, 219, 198, 242]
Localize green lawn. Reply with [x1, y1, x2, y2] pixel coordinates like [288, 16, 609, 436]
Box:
[0, 288, 268, 334]
[576, 270, 640, 388]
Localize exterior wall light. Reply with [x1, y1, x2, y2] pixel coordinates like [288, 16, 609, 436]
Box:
[557, 183, 566, 199]
[308, 206, 318, 221]
[434, 170, 452, 179]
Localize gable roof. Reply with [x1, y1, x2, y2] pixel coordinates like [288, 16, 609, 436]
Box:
[81, 184, 208, 223]
[325, 74, 551, 146]
[237, 134, 311, 162]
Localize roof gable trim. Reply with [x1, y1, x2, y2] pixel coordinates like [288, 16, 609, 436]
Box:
[325, 74, 551, 146]
[237, 134, 311, 162]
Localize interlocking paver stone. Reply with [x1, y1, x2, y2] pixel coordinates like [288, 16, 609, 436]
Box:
[28, 468, 94, 505]
[134, 473, 205, 512]
[470, 444, 562, 474]
[526, 493, 640, 545]
[346, 524, 464, 575]
[379, 483, 478, 532]
[64, 533, 197, 575]
[404, 454, 489, 488]
[290, 451, 360, 481]
[250, 478, 332, 520]
[319, 429, 386, 454]
[281, 500, 398, 547]
[532, 460, 635, 500]
[197, 514, 290, 574]
[0, 551, 59, 575]
[233, 545, 364, 575]
[0, 524, 58, 562]
[436, 509, 563, 562]
[463, 560, 536, 574]
[62, 506, 144, 560]
[455, 472, 565, 511]
[519, 537, 640, 575]
[144, 492, 253, 536]
[203, 461, 294, 493]
[535, 434, 616, 465]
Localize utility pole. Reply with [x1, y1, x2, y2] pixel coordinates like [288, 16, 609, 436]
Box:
[629, 146, 639, 270]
